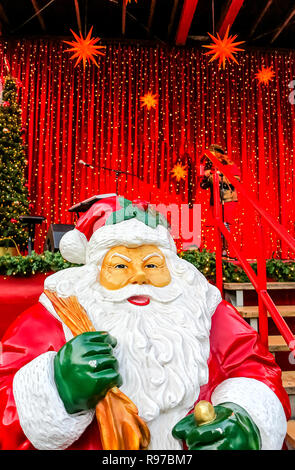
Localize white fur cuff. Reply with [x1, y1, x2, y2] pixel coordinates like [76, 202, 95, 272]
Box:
[211, 377, 287, 450]
[13, 351, 95, 450]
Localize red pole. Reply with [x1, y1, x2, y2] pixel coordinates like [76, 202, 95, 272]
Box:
[215, 218, 259, 290]
[212, 171, 223, 297]
[257, 216, 268, 349]
[260, 290, 295, 358]
[175, 0, 200, 45]
[218, 0, 245, 38]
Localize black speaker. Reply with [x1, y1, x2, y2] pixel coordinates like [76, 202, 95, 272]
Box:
[44, 224, 75, 252]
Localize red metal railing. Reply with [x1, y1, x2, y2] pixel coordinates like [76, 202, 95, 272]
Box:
[204, 150, 295, 358]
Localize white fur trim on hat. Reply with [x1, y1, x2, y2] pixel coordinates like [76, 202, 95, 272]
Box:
[59, 218, 176, 265]
[86, 218, 176, 264]
[59, 229, 88, 264]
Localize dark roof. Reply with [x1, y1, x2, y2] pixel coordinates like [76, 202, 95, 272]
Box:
[0, 0, 295, 50]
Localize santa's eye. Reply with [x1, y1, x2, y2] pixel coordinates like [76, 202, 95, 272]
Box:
[114, 264, 128, 269]
[145, 263, 157, 269]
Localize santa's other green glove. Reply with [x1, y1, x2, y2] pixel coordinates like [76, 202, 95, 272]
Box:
[172, 402, 261, 450]
[54, 331, 122, 414]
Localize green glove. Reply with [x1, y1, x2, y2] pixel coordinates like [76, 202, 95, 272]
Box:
[172, 402, 261, 450]
[54, 331, 122, 414]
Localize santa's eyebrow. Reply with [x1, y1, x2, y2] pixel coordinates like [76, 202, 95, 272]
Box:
[142, 253, 163, 262]
[109, 253, 132, 263]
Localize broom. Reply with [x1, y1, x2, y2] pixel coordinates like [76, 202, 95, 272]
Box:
[44, 289, 150, 450]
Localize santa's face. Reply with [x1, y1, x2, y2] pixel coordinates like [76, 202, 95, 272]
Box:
[99, 245, 172, 303]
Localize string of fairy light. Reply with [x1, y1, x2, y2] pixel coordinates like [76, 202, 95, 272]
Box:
[0, 38, 294, 258]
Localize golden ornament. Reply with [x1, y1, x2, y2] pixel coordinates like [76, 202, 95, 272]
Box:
[194, 401, 216, 426]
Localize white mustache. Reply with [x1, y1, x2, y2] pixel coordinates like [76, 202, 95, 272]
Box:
[91, 279, 182, 303]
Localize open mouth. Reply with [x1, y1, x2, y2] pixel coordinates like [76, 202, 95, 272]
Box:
[127, 295, 150, 306]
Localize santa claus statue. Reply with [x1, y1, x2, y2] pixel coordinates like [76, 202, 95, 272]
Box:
[0, 196, 290, 450]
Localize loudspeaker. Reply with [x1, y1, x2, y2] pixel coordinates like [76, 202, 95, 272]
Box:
[44, 224, 75, 252]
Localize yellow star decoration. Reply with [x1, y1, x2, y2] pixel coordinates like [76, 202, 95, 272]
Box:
[171, 162, 188, 182]
[255, 65, 275, 85]
[140, 91, 158, 111]
[63, 27, 106, 69]
[203, 26, 245, 69]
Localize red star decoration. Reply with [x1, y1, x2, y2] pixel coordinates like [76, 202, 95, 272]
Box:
[203, 26, 245, 69]
[171, 162, 188, 182]
[63, 27, 106, 69]
[140, 91, 158, 111]
[255, 66, 275, 85]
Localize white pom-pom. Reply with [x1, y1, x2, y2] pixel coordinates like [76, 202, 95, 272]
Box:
[59, 229, 87, 265]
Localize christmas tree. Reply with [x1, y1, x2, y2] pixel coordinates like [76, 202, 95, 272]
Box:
[0, 75, 29, 252]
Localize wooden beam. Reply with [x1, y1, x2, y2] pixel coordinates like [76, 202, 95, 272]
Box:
[270, 6, 295, 44]
[147, 0, 157, 31]
[218, 0, 244, 38]
[125, 8, 166, 44]
[250, 0, 273, 37]
[122, 0, 126, 36]
[0, 3, 9, 25]
[211, 0, 215, 35]
[12, 0, 55, 33]
[74, 0, 82, 32]
[252, 26, 279, 42]
[175, 0, 199, 45]
[31, 0, 46, 31]
[167, 0, 179, 38]
[84, 0, 88, 36]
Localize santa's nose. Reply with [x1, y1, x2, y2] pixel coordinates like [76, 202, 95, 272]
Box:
[130, 271, 148, 285]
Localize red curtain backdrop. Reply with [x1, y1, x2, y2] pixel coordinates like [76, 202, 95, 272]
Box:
[1, 39, 295, 258]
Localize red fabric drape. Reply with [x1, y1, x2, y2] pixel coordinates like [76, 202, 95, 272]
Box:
[1, 40, 295, 258]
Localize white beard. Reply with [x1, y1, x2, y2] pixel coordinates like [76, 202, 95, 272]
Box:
[44, 251, 222, 450]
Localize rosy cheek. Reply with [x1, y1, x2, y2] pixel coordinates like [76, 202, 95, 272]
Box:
[147, 269, 171, 286]
[112, 269, 131, 284]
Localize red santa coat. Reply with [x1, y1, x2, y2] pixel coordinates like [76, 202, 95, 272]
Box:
[0, 299, 291, 450]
